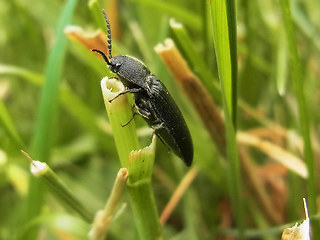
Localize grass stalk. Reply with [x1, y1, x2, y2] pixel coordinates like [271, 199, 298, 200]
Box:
[155, 39, 226, 154]
[0, 99, 25, 149]
[209, 0, 244, 238]
[128, 0, 201, 30]
[169, 19, 220, 102]
[100, 77, 140, 166]
[126, 136, 162, 240]
[100, 77, 162, 239]
[88, 0, 106, 30]
[160, 167, 199, 224]
[22, 151, 94, 223]
[89, 168, 128, 240]
[25, 1, 78, 238]
[279, 0, 319, 236]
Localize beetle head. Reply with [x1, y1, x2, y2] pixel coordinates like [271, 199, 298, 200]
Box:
[92, 10, 149, 89]
[109, 56, 125, 73]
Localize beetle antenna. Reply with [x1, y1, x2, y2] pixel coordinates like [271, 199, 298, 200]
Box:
[102, 9, 113, 60]
[91, 49, 111, 65]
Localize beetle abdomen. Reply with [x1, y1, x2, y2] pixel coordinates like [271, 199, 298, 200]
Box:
[154, 122, 193, 166]
[146, 76, 193, 166]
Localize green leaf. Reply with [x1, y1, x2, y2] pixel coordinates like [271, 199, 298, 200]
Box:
[25, 0, 78, 238]
[209, 0, 244, 238]
[0, 99, 25, 148]
[279, 0, 319, 236]
[209, 0, 237, 123]
[101, 77, 162, 239]
[129, 0, 201, 30]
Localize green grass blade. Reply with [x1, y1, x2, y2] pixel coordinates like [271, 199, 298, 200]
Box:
[59, 84, 115, 151]
[0, 64, 40, 148]
[16, 213, 90, 240]
[0, 99, 25, 148]
[129, 0, 201, 30]
[128, 20, 153, 64]
[169, 19, 221, 103]
[88, 0, 105, 30]
[67, 40, 109, 75]
[292, 2, 320, 53]
[0, 64, 43, 86]
[23, 152, 94, 222]
[0, 64, 114, 153]
[225, 0, 238, 125]
[279, 0, 319, 236]
[276, 29, 288, 96]
[0, 64, 42, 149]
[25, 0, 78, 238]
[127, 136, 162, 240]
[209, 0, 244, 238]
[210, 0, 236, 121]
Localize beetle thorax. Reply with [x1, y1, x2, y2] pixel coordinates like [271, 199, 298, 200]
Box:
[109, 55, 150, 89]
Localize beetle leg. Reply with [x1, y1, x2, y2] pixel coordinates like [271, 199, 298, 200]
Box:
[121, 111, 137, 127]
[136, 107, 151, 119]
[108, 88, 141, 103]
[122, 104, 151, 127]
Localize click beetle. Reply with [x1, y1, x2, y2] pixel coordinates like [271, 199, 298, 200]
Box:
[92, 10, 193, 166]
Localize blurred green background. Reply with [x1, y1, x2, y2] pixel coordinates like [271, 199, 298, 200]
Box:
[0, 0, 320, 239]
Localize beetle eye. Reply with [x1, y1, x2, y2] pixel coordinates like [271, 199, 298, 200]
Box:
[115, 63, 121, 71]
[110, 62, 121, 73]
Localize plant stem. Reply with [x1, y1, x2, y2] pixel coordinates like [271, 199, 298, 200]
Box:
[25, 0, 78, 238]
[279, 0, 319, 236]
[100, 77, 162, 240]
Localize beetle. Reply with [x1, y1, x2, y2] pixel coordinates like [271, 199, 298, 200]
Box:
[92, 10, 193, 166]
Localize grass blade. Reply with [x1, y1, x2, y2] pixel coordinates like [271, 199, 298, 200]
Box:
[169, 19, 221, 102]
[101, 77, 162, 239]
[279, 0, 319, 236]
[25, 0, 78, 238]
[209, 0, 244, 238]
[0, 99, 25, 148]
[88, 0, 105, 30]
[129, 0, 201, 30]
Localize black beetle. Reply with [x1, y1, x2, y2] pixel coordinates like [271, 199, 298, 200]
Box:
[92, 10, 193, 166]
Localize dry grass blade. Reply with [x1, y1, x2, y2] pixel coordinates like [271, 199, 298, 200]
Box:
[237, 132, 308, 178]
[89, 168, 128, 240]
[64, 26, 108, 53]
[155, 38, 285, 225]
[239, 147, 284, 224]
[160, 167, 199, 224]
[155, 39, 226, 155]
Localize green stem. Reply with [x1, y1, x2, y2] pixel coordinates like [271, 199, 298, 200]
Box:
[101, 77, 162, 240]
[100, 77, 140, 167]
[127, 180, 162, 240]
[23, 151, 93, 222]
[25, 0, 78, 238]
[169, 19, 220, 102]
[89, 168, 128, 240]
[279, 0, 319, 236]
[209, 0, 244, 238]
[88, 0, 106, 30]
